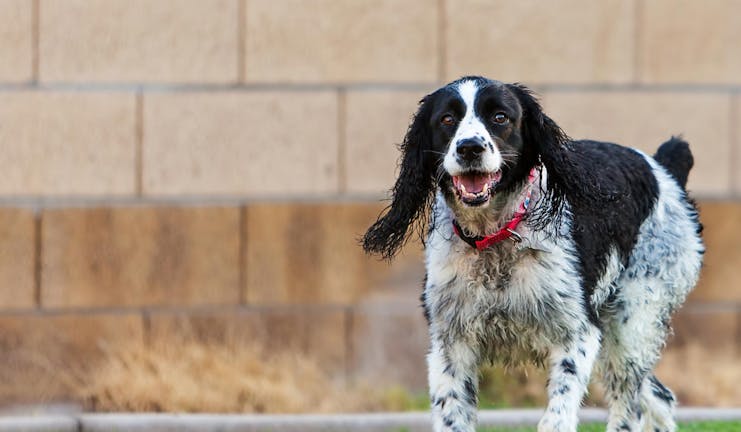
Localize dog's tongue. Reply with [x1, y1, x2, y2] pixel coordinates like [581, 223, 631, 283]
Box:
[457, 173, 490, 193]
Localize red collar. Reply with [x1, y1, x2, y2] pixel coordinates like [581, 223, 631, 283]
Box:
[452, 166, 538, 251]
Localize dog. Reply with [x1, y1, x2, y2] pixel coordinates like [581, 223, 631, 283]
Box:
[362, 76, 704, 432]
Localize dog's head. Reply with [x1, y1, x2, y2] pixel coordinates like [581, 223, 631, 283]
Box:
[363, 76, 568, 259]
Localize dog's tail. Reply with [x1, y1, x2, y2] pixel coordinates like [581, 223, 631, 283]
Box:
[653, 136, 693, 190]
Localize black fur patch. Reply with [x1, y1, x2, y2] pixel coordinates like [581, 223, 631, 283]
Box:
[553, 140, 659, 323]
[653, 136, 692, 190]
[653, 136, 704, 237]
[649, 375, 675, 404]
[463, 377, 478, 406]
[561, 358, 577, 375]
[443, 363, 456, 378]
[420, 276, 431, 324]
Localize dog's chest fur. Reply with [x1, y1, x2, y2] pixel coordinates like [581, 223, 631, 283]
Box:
[424, 203, 586, 366]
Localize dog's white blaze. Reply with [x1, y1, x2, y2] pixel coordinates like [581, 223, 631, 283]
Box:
[443, 80, 503, 175]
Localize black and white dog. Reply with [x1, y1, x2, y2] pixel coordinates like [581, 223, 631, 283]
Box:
[363, 77, 704, 432]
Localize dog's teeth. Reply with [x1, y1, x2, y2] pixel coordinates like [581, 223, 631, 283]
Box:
[459, 184, 467, 194]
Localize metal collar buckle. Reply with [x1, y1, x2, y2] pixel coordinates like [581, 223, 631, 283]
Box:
[506, 228, 523, 243]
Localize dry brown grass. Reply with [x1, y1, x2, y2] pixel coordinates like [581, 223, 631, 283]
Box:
[2, 338, 739, 412]
[73, 340, 376, 413]
[2, 328, 425, 413]
[477, 344, 741, 409]
[656, 344, 741, 407]
[478, 363, 548, 408]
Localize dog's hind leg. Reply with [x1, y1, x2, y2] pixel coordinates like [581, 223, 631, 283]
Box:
[600, 366, 677, 432]
[597, 298, 675, 432]
[599, 359, 651, 432]
[639, 375, 677, 432]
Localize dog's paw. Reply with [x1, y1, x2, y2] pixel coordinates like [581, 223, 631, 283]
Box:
[537, 412, 577, 432]
[433, 419, 476, 432]
[432, 411, 477, 432]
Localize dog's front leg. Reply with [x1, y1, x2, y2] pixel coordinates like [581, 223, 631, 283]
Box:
[427, 336, 479, 432]
[538, 323, 601, 432]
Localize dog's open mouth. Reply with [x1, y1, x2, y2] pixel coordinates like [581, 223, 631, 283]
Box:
[452, 171, 502, 206]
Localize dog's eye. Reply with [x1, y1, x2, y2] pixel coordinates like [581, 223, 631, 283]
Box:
[440, 114, 456, 126]
[493, 112, 509, 124]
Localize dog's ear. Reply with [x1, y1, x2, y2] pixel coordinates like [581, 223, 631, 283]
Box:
[362, 94, 437, 260]
[506, 83, 578, 223]
[506, 83, 568, 167]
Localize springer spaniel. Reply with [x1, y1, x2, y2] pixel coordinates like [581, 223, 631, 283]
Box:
[363, 77, 704, 432]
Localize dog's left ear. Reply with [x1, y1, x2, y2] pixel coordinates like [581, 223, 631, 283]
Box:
[362, 93, 438, 260]
[506, 83, 568, 167]
[506, 83, 575, 206]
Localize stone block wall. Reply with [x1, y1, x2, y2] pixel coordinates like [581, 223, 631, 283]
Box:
[0, 0, 739, 399]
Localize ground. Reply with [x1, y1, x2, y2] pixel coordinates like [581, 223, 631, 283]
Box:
[478, 422, 741, 432]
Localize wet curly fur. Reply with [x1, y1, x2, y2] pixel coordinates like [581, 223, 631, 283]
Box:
[363, 77, 704, 432]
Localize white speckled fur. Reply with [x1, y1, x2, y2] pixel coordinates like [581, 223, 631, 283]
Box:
[425, 188, 601, 432]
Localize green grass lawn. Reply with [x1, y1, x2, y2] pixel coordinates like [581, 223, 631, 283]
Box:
[478, 422, 741, 431]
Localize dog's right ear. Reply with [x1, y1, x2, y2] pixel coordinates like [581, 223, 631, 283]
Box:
[362, 94, 437, 260]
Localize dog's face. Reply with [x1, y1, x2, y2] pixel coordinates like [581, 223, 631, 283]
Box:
[425, 78, 530, 209]
[363, 76, 563, 259]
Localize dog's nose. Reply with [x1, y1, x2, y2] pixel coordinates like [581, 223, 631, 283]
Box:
[456, 138, 486, 161]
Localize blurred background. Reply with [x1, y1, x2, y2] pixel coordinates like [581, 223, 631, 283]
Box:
[0, 0, 739, 414]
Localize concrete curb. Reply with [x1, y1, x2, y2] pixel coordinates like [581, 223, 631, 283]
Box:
[0, 416, 79, 432]
[1, 408, 740, 431]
